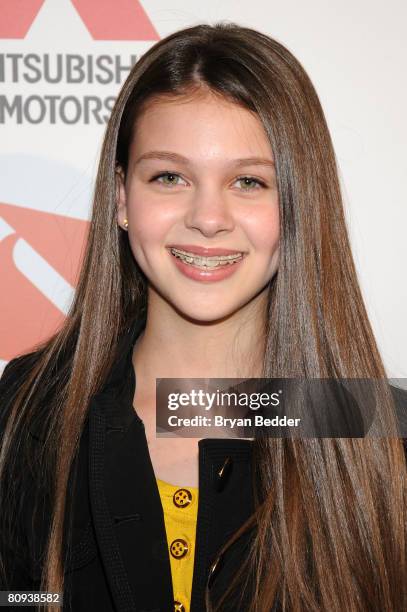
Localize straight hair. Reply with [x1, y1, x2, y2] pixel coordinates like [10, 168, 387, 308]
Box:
[0, 22, 406, 611]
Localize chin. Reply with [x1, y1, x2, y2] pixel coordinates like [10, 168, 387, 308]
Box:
[170, 300, 245, 325]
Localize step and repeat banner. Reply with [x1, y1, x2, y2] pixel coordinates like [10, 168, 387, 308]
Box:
[1, 0, 406, 376]
[0, 0, 159, 369]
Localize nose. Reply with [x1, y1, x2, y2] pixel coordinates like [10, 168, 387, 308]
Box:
[183, 189, 235, 237]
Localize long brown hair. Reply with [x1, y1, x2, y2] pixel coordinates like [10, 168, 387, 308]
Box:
[0, 22, 406, 611]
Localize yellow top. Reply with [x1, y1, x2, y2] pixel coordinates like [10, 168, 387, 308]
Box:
[156, 478, 199, 612]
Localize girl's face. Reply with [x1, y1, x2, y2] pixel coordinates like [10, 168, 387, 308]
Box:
[117, 91, 279, 323]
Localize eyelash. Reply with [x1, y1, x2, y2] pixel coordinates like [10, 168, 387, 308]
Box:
[149, 171, 267, 191]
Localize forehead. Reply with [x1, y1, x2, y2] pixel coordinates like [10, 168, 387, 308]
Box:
[128, 91, 273, 165]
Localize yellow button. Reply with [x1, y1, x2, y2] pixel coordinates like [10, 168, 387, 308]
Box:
[173, 488, 193, 508]
[170, 538, 189, 559]
[174, 601, 186, 612]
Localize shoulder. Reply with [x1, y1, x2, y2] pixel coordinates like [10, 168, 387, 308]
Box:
[0, 352, 41, 430]
[0, 348, 64, 451]
[1, 352, 38, 384]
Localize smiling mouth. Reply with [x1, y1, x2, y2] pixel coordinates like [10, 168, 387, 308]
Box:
[169, 247, 244, 268]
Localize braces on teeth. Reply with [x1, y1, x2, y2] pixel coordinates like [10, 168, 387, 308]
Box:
[170, 247, 243, 267]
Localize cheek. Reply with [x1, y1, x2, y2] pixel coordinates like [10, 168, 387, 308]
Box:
[244, 206, 280, 254]
[127, 193, 173, 249]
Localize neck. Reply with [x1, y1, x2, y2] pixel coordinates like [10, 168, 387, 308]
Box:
[132, 290, 267, 394]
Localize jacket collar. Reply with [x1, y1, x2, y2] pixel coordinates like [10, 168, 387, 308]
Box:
[90, 315, 147, 431]
[99, 316, 147, 392]
[28, 316, 146, 442]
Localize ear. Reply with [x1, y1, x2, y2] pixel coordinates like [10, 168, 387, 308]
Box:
[115, 166, 128, 230]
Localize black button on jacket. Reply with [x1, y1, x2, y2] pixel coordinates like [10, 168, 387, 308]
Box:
[0, 318, 258, 612]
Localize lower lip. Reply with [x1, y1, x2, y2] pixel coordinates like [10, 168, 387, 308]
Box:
[168, 250, 245, 282]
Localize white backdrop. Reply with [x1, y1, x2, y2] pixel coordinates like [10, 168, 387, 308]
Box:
[1, 0, 406, 378]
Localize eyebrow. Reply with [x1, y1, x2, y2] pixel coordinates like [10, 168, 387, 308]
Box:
[133, 150, 275, 168]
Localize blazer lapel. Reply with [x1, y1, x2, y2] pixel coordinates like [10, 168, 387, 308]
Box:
[88, 395, 174, 612]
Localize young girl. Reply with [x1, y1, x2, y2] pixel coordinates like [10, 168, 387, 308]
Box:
[1, 22, 406, 612]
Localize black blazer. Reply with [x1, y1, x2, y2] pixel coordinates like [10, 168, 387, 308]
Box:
[1, 318, 407, 612]
[0, 318, 257, 612]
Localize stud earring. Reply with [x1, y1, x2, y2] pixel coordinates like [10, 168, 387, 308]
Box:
[123, 218, 129, 229]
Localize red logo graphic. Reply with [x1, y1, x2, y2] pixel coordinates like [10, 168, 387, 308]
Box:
[0, 203, 88, 361]
[0, 0, 159, 40]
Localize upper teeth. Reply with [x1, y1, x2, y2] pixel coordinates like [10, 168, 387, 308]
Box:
[170, 248, 243, 266]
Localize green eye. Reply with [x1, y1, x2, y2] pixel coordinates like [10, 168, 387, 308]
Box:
[151, 172, 184, 187]
[236, 176, 265, 190]
[161, 173, 179, 185]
